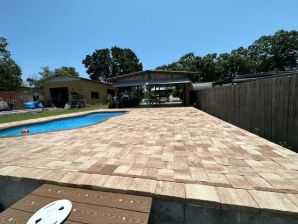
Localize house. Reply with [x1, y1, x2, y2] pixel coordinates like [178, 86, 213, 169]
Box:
[42, 75, 112, 107]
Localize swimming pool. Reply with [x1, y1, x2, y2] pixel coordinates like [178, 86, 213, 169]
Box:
[0, 111, 125, 137]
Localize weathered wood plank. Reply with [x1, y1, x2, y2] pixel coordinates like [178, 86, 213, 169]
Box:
[31, 184, 152, 213]
[287, 76, 295, 148]
[196, 75, 298, 151]
[0, 209, 32, 224]
[11, 194, 150, 224]
[266, 78, 273, 140]
[293, 75, 298, 149]
[0, 208, 78, 224]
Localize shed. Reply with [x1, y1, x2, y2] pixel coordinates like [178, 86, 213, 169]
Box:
[108, 70, 197, 106]
[42, 75, 112, 107]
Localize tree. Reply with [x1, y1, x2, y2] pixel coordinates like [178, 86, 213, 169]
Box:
[82, 49, 111, 81]
[111, 46, 142, 77]
[26, 66, 79, 88]
[0, 37, 22, 91]
[156, 53, 198, 71]
[156, 29, 298, 82]
[217, 47, 256, 77]
[0, 37, 10, 60]
[156, 53, 201, 81]
[26, 66, 54, 88]
[82, 46, 143, 81]
[198, 54, 223, 82]
[248, 30, 298, 71]
[54, 66, 79, 77]
[270, 30, 298, 70]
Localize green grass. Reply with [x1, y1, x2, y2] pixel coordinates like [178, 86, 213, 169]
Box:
[0, 104, 108, 124]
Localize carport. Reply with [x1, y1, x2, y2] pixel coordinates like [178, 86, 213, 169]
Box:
[108, 70, 197, 106]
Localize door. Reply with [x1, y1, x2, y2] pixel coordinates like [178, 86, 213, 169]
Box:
[50, 87, 69, 107]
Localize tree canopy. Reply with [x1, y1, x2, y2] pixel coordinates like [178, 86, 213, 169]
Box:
[156, 30, 298, 82]
[26, 66, 79, 88]
[82, 46, 142, 82]
[54, 66, 79, 77]
[0, 37, 23, 91]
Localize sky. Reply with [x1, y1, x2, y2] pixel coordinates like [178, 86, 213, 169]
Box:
[1, 0, 298, 81]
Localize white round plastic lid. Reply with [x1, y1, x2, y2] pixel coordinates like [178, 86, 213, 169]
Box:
[27, 199, 72, 224]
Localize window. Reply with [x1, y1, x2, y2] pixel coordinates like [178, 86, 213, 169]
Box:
[91, 91, 99, 99]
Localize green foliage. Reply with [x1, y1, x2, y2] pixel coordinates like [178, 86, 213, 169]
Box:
[0, 103, 108, 124]
[172, 85, 182, 98]
[0, 37, 10, 60]
[248, 30, 298, 71]
[217, 47, 256, 77]
[198, 54, 223, 82]
[156, 30, 298, 82]
[54, 66, 79, 77]
[82, 49, 112, 81]
[0, 37, 23, 91]
[82, 46, 142, 81]
[156, 53, 200, 81]
[108, 100, 116, 108]
[27, 66, 79, 88]
[156, 53, 199, 73]
[131, 88, 144, 100]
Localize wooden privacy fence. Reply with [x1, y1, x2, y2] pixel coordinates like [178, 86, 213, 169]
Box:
[195, 75, 298, 152]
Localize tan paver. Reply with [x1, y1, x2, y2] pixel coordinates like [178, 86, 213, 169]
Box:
[155, 181, 185, 200]
[0, 166, 21, 176]
[285, 193, 298, 207]
[258, 172, 297, 193]
[185, 183, 220, 208]
[245, 175, 273, 191]
[207, 173, 231, 187]
[249, 190, 298, 215]
[103, 176, 132, 193]
[217, 187, 259, 212]
[128, 178, 157, 196]
[0, 107, 297, 216]
[225, 174, 254, 189]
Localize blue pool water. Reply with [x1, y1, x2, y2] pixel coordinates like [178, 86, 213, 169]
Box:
[0, 111, 125, 137]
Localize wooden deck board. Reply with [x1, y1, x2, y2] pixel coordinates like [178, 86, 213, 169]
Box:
[31, 184, 152, 213]
[0, 208, 78, 224]
[1, 184, 152, 224]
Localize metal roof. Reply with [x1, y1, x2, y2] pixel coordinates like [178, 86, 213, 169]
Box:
[112, 78, 191, 88]
[42, 74, 111, 86]
[213, 70, 298, 86]
[108, 70, 198, 82]
[192, 82, 213, 91]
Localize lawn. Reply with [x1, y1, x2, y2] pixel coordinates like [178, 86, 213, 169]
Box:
[0, 104, 108, 124]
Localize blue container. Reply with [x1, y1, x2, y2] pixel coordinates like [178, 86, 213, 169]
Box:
[24, 101, 36, 109]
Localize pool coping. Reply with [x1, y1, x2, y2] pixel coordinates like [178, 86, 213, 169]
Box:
[1, 173, 298, 220]
[0, 109, 128, 138]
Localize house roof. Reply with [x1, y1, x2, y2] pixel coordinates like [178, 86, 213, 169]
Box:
[192, 82, 213, 91]
[213, 70, 298, 87]
[107, 70, 198, 82]
[42, 74, 111, 86]
[113, 78, 191, 88]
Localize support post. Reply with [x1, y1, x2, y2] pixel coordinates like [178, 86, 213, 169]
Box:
[182, 83, 190, 106]
[159, 86, 161, 104]
[148, 85, 151, 105]
[115, 88, 119, 108]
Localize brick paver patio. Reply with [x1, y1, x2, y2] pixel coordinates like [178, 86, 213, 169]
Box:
[0, 107, 298, 216]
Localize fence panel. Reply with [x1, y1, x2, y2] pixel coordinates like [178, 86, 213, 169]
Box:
[195, 75, 298, 152]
